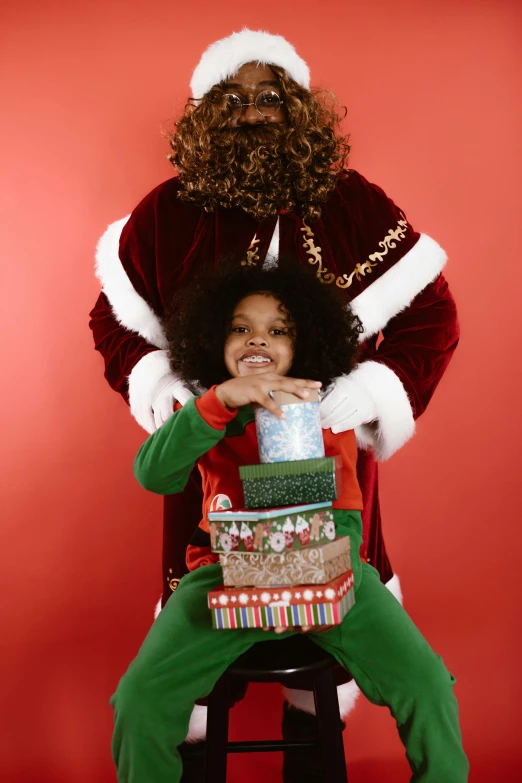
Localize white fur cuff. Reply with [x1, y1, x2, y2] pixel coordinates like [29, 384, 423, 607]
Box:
[128, 350, 172, 434]
[352, 361, 415, 461]
[186, 704, 208, 743]
[352, 233, 448, 341]
[284, 678, 360, 719]
[384, 573, 403, 604]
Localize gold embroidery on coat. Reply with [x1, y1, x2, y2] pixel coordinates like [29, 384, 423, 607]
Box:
[301, 214, 409, 290]
[245, 214, 409, 288]
[300, 220, 335, 284]
[241, 234, 261, 266]
[336, 262, 378, 290]
[369, 218, 409, 262]
[167, 568, 181, 592]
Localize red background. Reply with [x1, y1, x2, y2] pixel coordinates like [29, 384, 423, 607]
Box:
[1, 1, 521, 780]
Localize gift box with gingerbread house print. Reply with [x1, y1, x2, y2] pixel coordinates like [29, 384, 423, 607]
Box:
[208, 502, 335, 555]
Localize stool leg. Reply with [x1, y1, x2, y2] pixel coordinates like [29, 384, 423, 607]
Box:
[205, 675, 231, 783]
[313, 668, 348, 783]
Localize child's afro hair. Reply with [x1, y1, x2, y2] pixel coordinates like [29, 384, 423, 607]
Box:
[165, 263, 362, 392]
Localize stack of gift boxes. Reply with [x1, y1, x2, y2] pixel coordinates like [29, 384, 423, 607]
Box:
[207, 390, 355, 630]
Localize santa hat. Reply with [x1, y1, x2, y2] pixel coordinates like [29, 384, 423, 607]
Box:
[190, 28, 310, 99]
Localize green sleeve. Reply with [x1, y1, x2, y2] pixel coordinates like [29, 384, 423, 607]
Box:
[133, 398, 228, 495]
[333, 509, 363, 551]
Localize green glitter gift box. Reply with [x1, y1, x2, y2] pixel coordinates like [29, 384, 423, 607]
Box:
[239, 456, 342, 509]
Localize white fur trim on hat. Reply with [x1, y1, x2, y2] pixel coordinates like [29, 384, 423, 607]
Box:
[190, 28, 310, 99]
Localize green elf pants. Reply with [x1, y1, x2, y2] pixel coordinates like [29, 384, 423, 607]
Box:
[111, 511, 468, 782]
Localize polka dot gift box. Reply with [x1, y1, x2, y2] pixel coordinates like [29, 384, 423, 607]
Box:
[208, 570, 355, 629]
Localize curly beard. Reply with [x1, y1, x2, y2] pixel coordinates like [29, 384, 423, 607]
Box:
[184, 124, 307, 217]
[168, 73, 350, 222]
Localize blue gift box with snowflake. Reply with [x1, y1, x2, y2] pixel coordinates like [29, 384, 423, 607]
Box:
[255, 401, 324, 463]
[238, 456, 342, 509]
[208, 501, 335, 555]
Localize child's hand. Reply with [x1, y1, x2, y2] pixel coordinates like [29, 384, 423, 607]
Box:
[215, 374, 321, 419]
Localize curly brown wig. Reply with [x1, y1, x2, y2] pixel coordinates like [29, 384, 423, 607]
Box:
[165, 263, 362, 393]
[167, 65, 351, 222]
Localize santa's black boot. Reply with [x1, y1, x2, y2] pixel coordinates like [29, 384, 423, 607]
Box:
[178, 740, 206, 782]
[282, 700, 345, 783]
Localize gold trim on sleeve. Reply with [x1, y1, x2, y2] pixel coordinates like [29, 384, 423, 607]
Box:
[300, 215, 409, 290]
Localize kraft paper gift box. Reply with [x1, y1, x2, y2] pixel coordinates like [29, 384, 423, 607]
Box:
[239, 456, 342, 509]
[208, 502, 335, 555]
[219, 536, 352, 587]
[208, 570, 355, 629]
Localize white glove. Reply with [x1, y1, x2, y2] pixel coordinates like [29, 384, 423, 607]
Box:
[151, 372, 194, 430]
[128, 352, 196, 433]
[320, 374, 377, 434]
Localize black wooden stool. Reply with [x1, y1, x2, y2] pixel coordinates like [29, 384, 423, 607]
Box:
[205, 634, 348, 783]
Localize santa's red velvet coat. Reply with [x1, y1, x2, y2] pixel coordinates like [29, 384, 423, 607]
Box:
[89, 169, 459, 607]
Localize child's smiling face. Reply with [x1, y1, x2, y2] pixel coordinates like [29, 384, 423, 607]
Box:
[224, 294, 295, 378]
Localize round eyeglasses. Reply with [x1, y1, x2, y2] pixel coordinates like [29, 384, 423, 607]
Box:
[224, 90, 283, 118]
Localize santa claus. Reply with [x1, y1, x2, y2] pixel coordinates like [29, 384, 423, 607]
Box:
[89, 28, 458, 782]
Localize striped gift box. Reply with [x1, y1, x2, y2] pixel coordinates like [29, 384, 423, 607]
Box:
[208, 570, 355, 629]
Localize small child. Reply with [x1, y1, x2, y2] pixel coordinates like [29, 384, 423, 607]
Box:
[111, 265, 468, 783]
